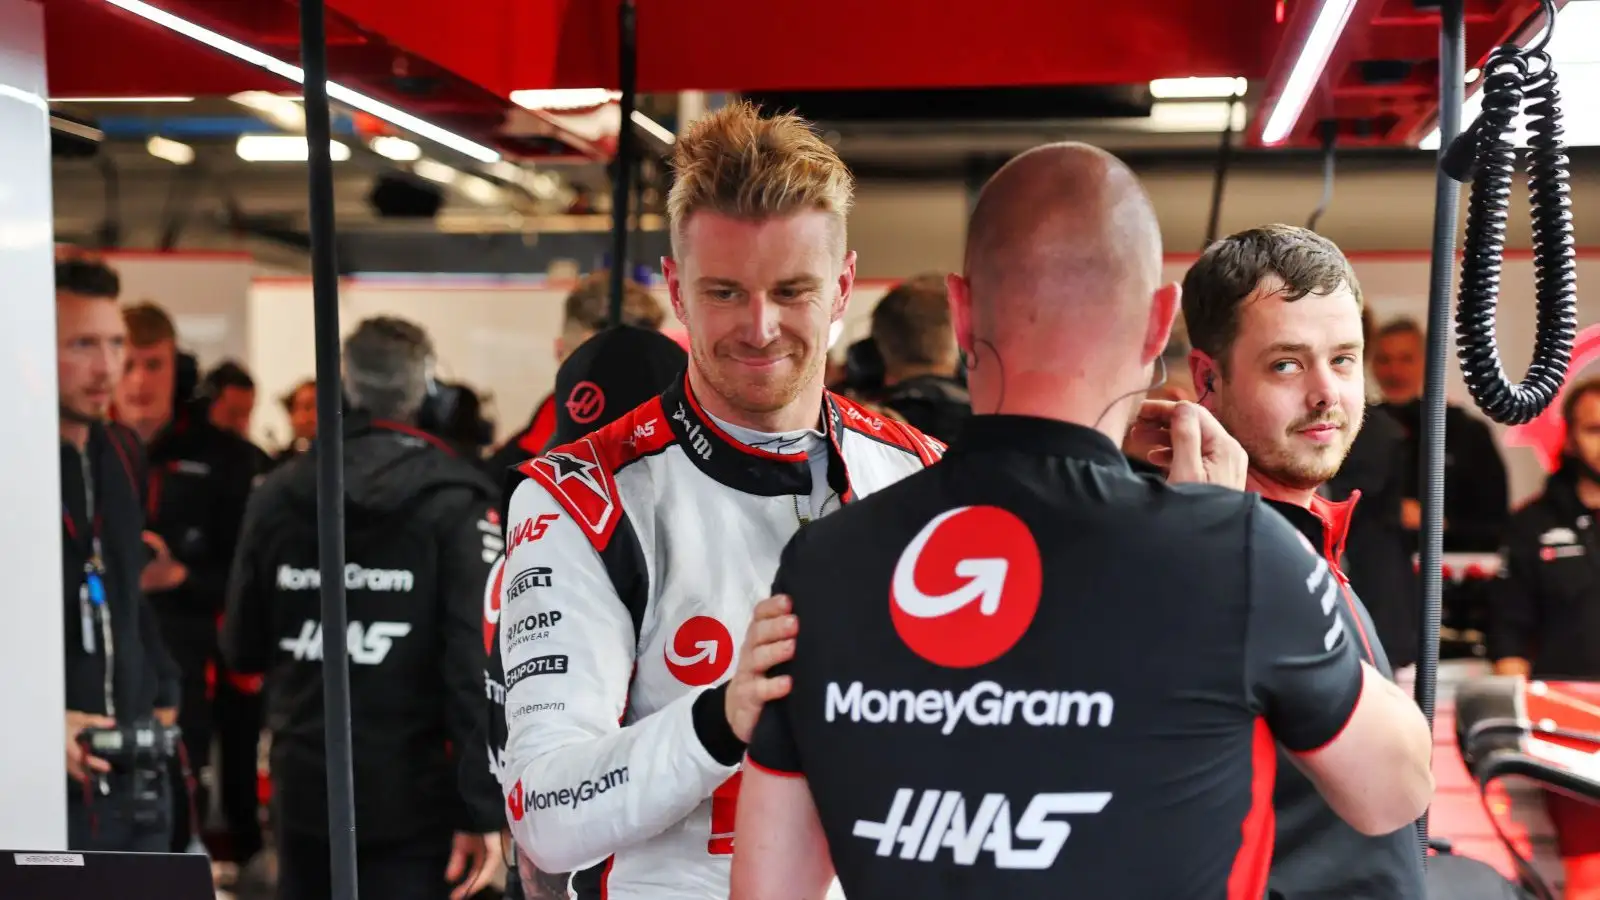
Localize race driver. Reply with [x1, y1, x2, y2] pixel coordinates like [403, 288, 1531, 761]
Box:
[483, 325, 687, 900]
[732, 145, 1435, 900]
[1180, 224, 1427, 899]
[497, 100, 943, 900]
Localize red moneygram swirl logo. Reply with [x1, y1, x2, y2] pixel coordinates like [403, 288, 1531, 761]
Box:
[566, 380, 606, 425]
[665, 615, 734, 686]
[890, 506, 1042, 668]
[507, 779, 525, 821]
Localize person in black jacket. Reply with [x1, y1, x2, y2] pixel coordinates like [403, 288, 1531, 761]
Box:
[869, 273, 971, 443]
[56, 255, 183, 852]
[1325, 308, 1419, 672]
[1489, 377, 1600, 900]
[115, 301, 270, 857]
[1490, 376, 1600, 680]
[486, 273, 666, 473]
[1372, 317, 1511, 552]
[224, 316, 504, 900]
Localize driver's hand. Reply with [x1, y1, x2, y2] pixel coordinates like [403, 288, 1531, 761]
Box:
[725, 595, 797, 744]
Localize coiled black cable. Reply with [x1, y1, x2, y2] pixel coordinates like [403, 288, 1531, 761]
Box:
[1443, 0, 1576, 425]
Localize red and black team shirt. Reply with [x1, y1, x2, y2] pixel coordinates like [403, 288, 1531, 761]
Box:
[748, 415, 1365, 900]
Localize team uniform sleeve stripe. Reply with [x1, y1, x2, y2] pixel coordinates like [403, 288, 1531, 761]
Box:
[743, 755, 805, 779]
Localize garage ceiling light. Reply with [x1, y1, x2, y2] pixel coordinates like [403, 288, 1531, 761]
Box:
[104, 0, 500, 162]
[146, 136, 194, 165]
[370, 136, 422, 161]
[1260, 0, 1360, 145]
[236, 135, 350, 163]
[1420, 2, 1600, 149]
[1149, 77, 1248, 99]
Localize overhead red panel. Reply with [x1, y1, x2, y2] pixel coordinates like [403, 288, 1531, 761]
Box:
[45, 0, 283, 97]
[327, 0, 1282, 95]
[1252, 0, 1555, 149]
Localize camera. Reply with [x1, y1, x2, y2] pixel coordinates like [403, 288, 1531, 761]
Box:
[77, 719, 181, 832]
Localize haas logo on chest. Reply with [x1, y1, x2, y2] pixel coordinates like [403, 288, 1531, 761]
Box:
[664, 616, 734, 686]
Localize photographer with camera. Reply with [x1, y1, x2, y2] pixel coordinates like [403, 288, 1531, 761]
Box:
[56, 253, 185, 852]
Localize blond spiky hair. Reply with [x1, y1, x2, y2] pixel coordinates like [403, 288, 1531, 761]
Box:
[666, 101, 854, 254]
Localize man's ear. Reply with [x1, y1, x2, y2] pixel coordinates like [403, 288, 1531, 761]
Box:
[1190, 348, 1221, 410]
[946, 273, 974, 357]
[1143, 282, 1180, 364]
[834, 250, 857, 323]
[662, 256, 688, 327]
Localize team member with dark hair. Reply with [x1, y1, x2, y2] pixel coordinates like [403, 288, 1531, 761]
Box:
[1182, 224, 1427, 899]
[1372, 316, 1510, 552]
[733, 149, 1433, 900]
[56, 256, 184, 852]
[487, 273, 666, 470]
[483, 325, 688, 900]
[275, 378, 317, 466]
[225, 316, 504, 900]
[115, 301, 269, 857]
[869, 274, 970, 442]
[202, 360, 258, 439]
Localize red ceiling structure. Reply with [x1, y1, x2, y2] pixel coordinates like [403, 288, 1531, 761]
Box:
[44, 0, 1561, 155]
[1256, 0, 1556, 148]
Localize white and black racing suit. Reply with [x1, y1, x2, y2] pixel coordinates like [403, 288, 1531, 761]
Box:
[496, 375, 942, 899]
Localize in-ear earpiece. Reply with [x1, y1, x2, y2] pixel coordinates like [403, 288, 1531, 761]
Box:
[1205, 374, 1216, 393]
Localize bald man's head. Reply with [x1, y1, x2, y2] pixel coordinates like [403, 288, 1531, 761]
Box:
[961, 143, 1164, 340]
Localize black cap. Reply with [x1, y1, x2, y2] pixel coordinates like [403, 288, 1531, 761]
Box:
[547, 325, 688, 451]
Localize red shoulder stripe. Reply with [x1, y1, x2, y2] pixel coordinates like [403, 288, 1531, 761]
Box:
[830, 392, 946, 465]
[512, 397, 671, 552]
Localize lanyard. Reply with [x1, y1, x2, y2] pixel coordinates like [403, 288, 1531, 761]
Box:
[65, 448, 115, 718]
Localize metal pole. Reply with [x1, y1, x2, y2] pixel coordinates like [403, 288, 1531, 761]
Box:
[1415, 0, 1465, 857]
[298, 0, 359, 895]
[608, 0, 638, 325]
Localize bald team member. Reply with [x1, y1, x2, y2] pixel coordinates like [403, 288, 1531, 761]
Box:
[729, 144, 1435, 900]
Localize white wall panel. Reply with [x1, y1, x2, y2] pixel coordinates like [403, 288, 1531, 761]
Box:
[0, 0, 67, 850]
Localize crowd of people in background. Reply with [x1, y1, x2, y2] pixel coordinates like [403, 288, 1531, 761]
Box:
[51, 121, 1600, 900]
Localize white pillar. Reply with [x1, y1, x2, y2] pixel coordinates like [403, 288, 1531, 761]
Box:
[0, 0, 68, 850]
[677, 91, 706, 134]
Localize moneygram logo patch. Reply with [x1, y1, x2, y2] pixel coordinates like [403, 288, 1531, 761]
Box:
[527, 767, 629, 812]
[664, 616, 733, 686]
[826, 680, 1114, 734]
[507, 779, 525, 821]
[890, 506, 1042, 668]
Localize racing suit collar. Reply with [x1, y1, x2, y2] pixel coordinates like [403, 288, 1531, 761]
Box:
[949, 414, 1129, 468]
[661, 374, 850, 498]
[1266, 491, 1360, 575]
